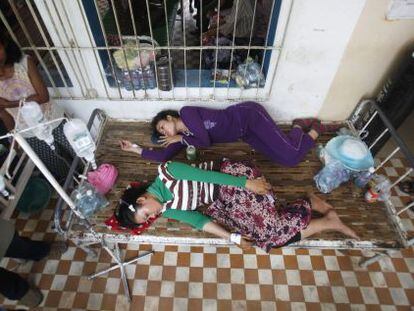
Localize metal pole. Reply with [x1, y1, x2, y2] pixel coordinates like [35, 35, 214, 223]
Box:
[88, 250, 154, 279]
[13, 133, 82, 218]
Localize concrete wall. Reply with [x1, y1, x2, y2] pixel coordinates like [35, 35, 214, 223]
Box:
[318, 0, 414, 121]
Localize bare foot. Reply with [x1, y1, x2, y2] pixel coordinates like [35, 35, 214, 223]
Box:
[308, 193, 333, 215]
[326, 210, 360, 240]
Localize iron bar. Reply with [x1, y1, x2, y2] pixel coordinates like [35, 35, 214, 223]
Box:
[8, 0, 59, 96]
[92, 0, 123, 98]
[109, 0, 136, 97]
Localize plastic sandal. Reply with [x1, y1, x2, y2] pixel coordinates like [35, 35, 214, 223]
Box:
[292, 118, 318, 132]
[311, 119, 341, 135]
[399, 181, 414, 194]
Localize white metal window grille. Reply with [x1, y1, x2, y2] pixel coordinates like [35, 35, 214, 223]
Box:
[1, 0, 292, 101]
[0, 0, 74, 97]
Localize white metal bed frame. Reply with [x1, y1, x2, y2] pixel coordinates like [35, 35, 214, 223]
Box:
[53, 100, 414, 271]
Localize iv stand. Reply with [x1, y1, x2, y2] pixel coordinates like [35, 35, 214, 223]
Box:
[2, 122, 153, 302]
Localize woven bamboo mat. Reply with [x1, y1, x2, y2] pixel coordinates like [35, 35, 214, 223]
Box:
[79, 120, 402, 247]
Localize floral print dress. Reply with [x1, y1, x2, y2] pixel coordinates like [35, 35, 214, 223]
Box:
[205, 160, 312, 252]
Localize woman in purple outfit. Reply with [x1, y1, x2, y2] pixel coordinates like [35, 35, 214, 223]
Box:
[120, 102, 328, 166]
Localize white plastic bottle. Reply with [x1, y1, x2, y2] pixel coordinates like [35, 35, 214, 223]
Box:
[64, 119, 97, 169]
[0, 175, 10, 198]
[20, 101, 55, 150]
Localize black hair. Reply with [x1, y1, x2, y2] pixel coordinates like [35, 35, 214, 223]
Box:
[150, 109, 180, 139]
[115, 184, 148, 229]
[0, 33, 22, 66]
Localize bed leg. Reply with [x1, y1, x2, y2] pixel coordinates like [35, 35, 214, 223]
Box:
[359, 250, 391, 268]
[75, 240, 99, 258]
[87, 241, 154, 302]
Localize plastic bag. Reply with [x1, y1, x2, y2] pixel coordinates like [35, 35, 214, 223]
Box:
[70, 182, 109, 217]
[314, 159, 351, 193]
[336, 127, 355, 137]
[87, 163, 118, 195]
[371, 174, 392, 202]
[234, 57, 265, 89]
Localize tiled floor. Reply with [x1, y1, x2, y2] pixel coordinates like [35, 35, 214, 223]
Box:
[1, 237, 413, 310]
[1, 157, 414, 310]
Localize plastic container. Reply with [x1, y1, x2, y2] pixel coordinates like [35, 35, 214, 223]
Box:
[314, 159, 351, 193]
[63, 119, 97, 169]
[70, 182, 108, 217]
[186, 145, 197, 161]
[365, 174, 392, 203]
[20, 101, 55, 150]
[354, 167, 375, 188]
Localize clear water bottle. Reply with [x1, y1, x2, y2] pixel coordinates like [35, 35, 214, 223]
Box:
[20, 101, 55, 150]
[354, 167, 375, 188]
[131, 69, 143, 90]
[70, 182, 108, 217]
[0, 175, 10, 198]
[63, 119, 97, 169]
[122, 70, 133, 91]
[144, 65, 156, 89]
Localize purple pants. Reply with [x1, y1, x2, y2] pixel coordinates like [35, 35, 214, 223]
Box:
[235, 102, 315, 167]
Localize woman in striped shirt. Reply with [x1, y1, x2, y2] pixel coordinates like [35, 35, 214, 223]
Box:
[115, 160, 359, 252]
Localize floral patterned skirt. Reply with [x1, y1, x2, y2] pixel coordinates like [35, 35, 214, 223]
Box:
[205, 160, 312, 252]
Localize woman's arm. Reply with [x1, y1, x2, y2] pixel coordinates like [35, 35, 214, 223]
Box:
[142, 143, 185, 162]
[179, 107, 211, 147]
[167, 161, 271, 194]
[162, 209, 211, 230]
[162, 209, 252, 249]
[202, 222, 252, 250]
[120, 139, 185, 162]
[26, 56, 49, 105]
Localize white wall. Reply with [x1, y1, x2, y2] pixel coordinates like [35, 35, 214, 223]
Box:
[56, 0, 366, 123]
[265, 0, 366, 121]
[319, 0, 414, 120]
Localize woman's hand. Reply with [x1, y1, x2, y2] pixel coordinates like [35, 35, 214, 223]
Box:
[245, 177, 272, 195]
[158, 135, 182, 147]
[119, 139, 142, 155]
[238, 236, 254, 250]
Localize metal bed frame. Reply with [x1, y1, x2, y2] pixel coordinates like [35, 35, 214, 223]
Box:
[346, 99, 414, 266]
[54, 99, 414, 271]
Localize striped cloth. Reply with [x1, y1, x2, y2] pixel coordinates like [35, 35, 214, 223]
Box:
[158, 162, 216, 212]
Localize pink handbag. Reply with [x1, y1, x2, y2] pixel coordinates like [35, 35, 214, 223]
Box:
[87, 163, 118, 194]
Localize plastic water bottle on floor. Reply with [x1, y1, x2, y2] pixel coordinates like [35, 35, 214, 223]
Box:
[314, 159, 351, 193]
[70, 182, 108, 217]
[63, 119, 97, 170]
[354, 167, 375, 188]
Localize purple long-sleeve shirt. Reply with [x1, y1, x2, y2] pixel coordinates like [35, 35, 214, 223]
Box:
[142, 105, 243, 162]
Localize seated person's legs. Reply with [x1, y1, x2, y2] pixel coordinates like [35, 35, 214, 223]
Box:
[0, 224, 68, 307]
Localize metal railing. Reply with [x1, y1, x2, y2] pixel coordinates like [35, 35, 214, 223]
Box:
[53, 109, 107, 237]
[0, 0, 288, 101]
[347, 99, 414, 249]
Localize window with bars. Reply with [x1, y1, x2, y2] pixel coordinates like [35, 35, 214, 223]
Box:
[0, 0, 288, 101]
[0, 0, 72, 91]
